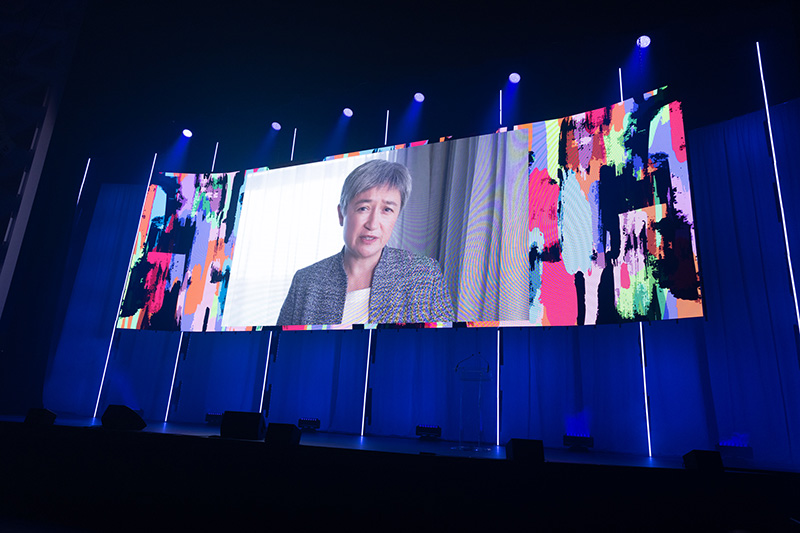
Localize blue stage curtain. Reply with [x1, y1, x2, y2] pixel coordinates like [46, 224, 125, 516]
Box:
[771, 99, 800, 465]
[367, 327, 498, 443]
[661, 99, 800, 467]
[265, 329, 370, 434]
[500, 324, 648, 454]
[44, 184, 145, 416]
[97, 329, 179, 419]
[770, 98, 800, 316]
[642, 319, 718, 457]
[167, 331, 270, 424]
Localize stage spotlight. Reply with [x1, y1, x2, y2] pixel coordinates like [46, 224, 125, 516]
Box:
[205, 412, 223, 426]
[414, 92, 425, 103]
[271, 122, 281, 131]
[508, 72, 521, 84]
[343, 107, 354, 117]
[415, 424, 441, 439]
[182, 129, 193, 138]
[298, 417, 321, 430]
[563, 434, 594, 451]
[637, 35, 651, 49]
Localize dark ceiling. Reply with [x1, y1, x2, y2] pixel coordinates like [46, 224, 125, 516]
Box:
[46, 0, 800, 185]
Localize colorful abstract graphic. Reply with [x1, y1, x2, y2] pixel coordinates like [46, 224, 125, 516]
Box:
[117, 171, 247, 331]
[520, 91, 702, 325]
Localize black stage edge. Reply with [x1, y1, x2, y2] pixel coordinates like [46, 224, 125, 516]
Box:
[1, 422, 799, 531]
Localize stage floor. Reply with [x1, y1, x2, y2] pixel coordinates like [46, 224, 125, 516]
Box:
[2, 414, 799, 531]
[0, 413, 692, 470]
[7, 413, 800, 473]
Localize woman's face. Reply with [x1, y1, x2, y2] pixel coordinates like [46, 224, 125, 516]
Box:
[338, 185, 402, 263]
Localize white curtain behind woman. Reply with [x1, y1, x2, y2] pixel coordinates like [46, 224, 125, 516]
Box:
[391, 129, 529, 322]
[222, 129, 529, 327]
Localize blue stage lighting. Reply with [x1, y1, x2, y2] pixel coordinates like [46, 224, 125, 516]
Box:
[182, 129, 193, 138]
[271, 122, 281, 131]
[508, 72, 521, 84]
[416, 424, 441, 439]
[637, 35, 651, 49]
[343, 108, 354, 117]
[414, 92, 425, 103]
[563, 434, 594, 451]
[298, 417, 321, 430]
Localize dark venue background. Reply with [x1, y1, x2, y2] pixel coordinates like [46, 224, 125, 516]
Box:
[1, 0, 800, 528]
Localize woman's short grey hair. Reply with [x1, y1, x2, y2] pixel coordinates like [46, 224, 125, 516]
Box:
[339, 160, 412, 213]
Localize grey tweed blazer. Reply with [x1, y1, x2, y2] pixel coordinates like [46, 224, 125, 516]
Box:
[277, 247, 454, 325]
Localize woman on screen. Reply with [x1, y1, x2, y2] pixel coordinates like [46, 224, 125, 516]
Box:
[277, 160, 454, 326]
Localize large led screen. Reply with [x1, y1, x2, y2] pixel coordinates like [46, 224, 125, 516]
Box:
[116, 91, 702, 331]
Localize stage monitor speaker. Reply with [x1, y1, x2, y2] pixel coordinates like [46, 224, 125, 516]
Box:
[24, 408, 56, 426]
[505, 438, 544, 464]
[683, 449, 724, 473]
[220, 411, 267, 440]
[101, 405, 147, 431]
[265, 423, 301, 449]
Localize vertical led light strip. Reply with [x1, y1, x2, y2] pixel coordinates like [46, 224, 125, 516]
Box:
[211, 141, 219, 171]
[384, 110, 389, 146]
[360, 329, 373, 437]
[164, 332, 184, 421]
[618, 68, 624, 103]
[291, 128, 297, 162]
[258, 331, 273, 413]
[496, 328, 500, 446]
[76, 158, 90, 206]
[93, 152, 158, 418]
[757, 42, 800, 332]
[639, 322, 652, 457]
[499, 89, 503, 125]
